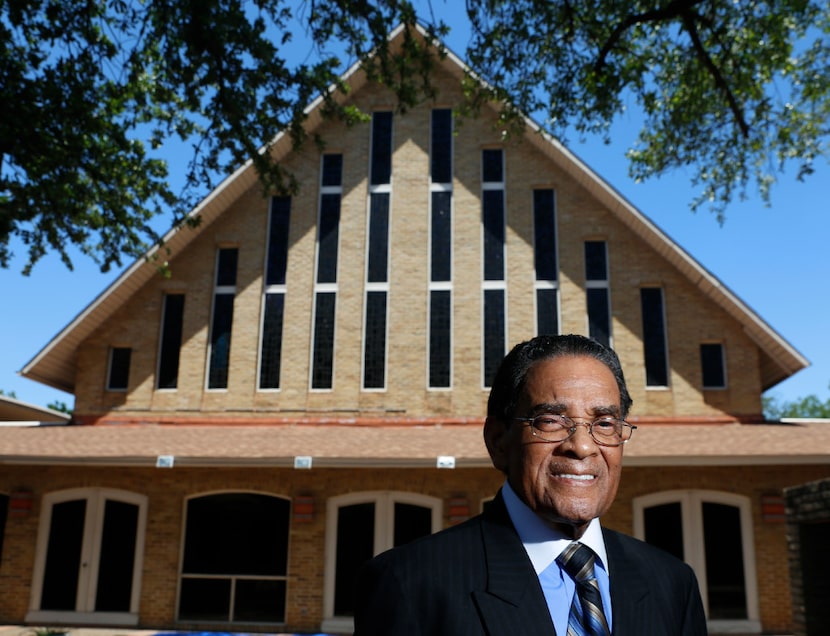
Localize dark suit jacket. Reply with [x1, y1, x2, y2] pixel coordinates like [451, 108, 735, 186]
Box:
[353, 492, 707, 635]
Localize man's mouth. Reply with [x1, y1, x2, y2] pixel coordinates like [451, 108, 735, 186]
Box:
[557, 473, 596, 481]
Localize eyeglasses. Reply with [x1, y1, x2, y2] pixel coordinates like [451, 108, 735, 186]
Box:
[513, 414, 637, 447]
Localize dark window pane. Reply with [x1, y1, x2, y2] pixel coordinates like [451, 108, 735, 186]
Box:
[430, 290, 451, 388]
[701, 343, 726, 388]
[157, 294, 184, 389]
[266, 197, 291, 286]
[703, 502, 747, 619]
[800, 520, 830, 634]
[370, 112, 393, 186]
[182, 493, 290, 576]
[208, 293, 235, 389]
[312, 292, 336, 389]
[0, 494, 8, 565]
[41, 499, 86, 610]
[482, 190, 505, 281]
[644, 502, 684, 561]
[108, 347, 131, 390]
[322, 154, 343, 187]
[216, 248, 238, 287]
[317, 194, 341, 284]
[334, 502, 375, 616]
[641, 288, 669, 386]
[393, 503, 432, 547]
[367, 193, 390, 283]
[534, 189, 557, 281]
[95, 500, 138, 612]
[483, 289, 505, 387]
[363, 291, 387, 389]
[431, 191, 452, 282]
[482, 149, 503, 183]
[584, 241, 608, 281]
[234, 579, 286, 623]
[259, 294, 285, 389]
[536, 288, 559, 337]
[431, 109, 452, 183]
[179, 578, 231, 621]
[587, 288, 611, 348]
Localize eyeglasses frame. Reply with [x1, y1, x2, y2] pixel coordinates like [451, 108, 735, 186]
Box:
[512, 414, 637, 447]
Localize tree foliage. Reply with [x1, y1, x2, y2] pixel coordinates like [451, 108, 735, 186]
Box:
[2, 0, 829, 273]
[763, 385, 830, 419]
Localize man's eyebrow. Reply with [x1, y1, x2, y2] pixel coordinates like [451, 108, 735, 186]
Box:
[529, 402, 567, 414]
[528, 403, 621, 417]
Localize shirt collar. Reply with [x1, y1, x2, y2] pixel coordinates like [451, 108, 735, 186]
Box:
[501, 480, 609, 576]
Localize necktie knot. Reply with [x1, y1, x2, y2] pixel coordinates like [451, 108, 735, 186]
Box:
[556, 541, 597, 584]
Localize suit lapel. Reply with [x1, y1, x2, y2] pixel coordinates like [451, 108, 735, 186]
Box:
[472, 493, 558, 635]
[603, 528, 650, 634]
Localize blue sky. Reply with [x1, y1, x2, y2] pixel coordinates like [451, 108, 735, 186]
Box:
[2, 5, 828, 411]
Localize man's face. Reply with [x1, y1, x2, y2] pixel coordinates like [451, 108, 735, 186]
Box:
[485, 354, 624, 538]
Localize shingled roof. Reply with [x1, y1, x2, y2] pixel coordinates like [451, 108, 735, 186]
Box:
[1, 419, 828, 468]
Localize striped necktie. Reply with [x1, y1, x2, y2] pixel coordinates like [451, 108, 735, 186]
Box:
[556, 541, 611, 636]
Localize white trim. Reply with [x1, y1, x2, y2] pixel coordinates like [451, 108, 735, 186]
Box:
[27, 488, 147, 624]
[322, 490, 442, 632]
[633, 490, 759, 632]
[175, 490, 292, 625]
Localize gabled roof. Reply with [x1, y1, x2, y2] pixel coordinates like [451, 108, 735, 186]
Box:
[21, 24, 807, 393]
[0, 394, 70, 424]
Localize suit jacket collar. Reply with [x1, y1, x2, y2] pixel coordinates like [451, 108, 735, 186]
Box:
[472, 491, 558, 633]
[603, 528, 650, 633]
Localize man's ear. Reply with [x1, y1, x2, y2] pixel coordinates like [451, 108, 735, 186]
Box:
[484, 416, 510, 473]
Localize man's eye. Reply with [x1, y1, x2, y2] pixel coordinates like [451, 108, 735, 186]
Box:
[535, 416, 564, 427]
[594, 418, 616, 429]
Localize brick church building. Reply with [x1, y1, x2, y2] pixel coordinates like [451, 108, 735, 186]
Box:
[1, 24, 828, 635]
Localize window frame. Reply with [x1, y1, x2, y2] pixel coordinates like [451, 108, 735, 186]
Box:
[176, 490, 291, 626]
[322, 491, 442, 633]
[206, 247, 238, 391]
[258, 196, 292, 391]
[106, 346, 132, 392]
[633, 490, 760, 633]
[310, 154, 344, 391]
[427, 109, 454, 390]
[640, 286, 670, 388]
[584, 240, 612, 348]
[27, 488, 148, 627]
[533, 189, 560, 337]
[700, 342, 728, 390]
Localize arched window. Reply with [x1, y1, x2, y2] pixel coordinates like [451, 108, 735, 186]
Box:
[178, 492, 290, 625]
[27, 488, 147, 626]
[322, 491, 441, 633]
[633, 490, 760, 634]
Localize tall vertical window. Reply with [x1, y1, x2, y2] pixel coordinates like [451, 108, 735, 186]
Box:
[107, 347, 132, 391]
[157, 293, 184, 389]
[363, 112, 392, 389]
[207, 247, 238, 390]
[429, 109, 453, 388]
[259, 197, 291, 390]
[533, 189, 559, 336]
[482, 148, 506, 387]
[0, 493, 8, 565]
[641, 287, 669, 387]
[585, 241, 611, 347]
[700, 342, 727, 389]
[311, 154, 343, 390]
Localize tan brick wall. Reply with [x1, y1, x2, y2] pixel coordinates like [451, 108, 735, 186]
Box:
[72, 62, 764, 421]
[2, 463, 827, 632]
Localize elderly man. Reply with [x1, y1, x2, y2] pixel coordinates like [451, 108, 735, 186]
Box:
[354, 334, 707, 635]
